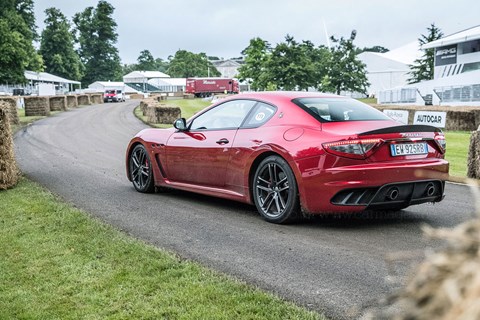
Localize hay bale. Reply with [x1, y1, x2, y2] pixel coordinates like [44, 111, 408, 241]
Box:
[365, 203, 480, 319]
[89, 93, 103, 104]
[49, 96, 67, 112]
[77, 94, 90, 106]
[130, 93, 144, 100]
[146, 104, 181, 124]
[140, 99, 156, 116]
[0, 97, 20, 125]
[467, 131, 480, 179]
[66, 95, 78, 108]
[0, 103, 19, 190]
[445, 110, 477, 131]
[24, 96, 50, 116]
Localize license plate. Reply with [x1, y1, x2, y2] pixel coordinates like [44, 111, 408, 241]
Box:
[390, 142, 428, 156]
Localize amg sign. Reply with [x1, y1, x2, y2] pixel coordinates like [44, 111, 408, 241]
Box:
[435, 44, 457, 66]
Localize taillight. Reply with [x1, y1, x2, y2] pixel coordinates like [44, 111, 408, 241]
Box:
[323, 138, 384, 159]
[434, 134, 446, 153]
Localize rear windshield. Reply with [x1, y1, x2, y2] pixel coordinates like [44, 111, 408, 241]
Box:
[105, 90, 115, 94]
[293, 97, 391, 122]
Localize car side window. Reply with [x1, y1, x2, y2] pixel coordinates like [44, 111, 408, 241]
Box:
[190, 100, 257, 130]
[242, 102, 277, 128]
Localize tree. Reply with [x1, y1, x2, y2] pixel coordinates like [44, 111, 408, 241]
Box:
[356, 45, 389, 54]
[166, 50, 220, 78]
[40, 8, 83, 81]
[0, 0, 42, 84]
[238, 37, 271, 91]
[267, 35, 318, 91]
[323, 31, 369, 95]
[73, 0, 122, 86]
[136, 49, 156, 71]
[154, 58, 168, 73]
[408, 23, 443, 84]
[15, 0, 37, 39]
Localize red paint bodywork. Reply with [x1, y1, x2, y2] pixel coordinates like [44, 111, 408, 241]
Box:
[126, 92, 448, 214]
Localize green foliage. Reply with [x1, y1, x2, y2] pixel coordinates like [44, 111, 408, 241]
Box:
[40, 8, 83, 81]
[0, 0, 42, 83]
[356, 45, 389, 54]
[267, 36, 319, 91]
[167, 50, 220, 78]
[14, 0, 37, 40]
[324, 31, 369, 95]
[239, 33, 366, 94]
[408, 23, 443, 84]
[136, 49, 156, 71]
[122, 51, 169, 75]
[73, 0, 122, 86]
[238, 37, 271, 90]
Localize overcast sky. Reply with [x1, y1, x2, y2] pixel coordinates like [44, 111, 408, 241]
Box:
[33, 0, 480, 64]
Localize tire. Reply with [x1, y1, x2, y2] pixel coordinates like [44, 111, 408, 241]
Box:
[129, 144, 155, 193]
[252, 155, 300, 224]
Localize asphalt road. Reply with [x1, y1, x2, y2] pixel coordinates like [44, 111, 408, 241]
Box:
[14, 101, 475, 319]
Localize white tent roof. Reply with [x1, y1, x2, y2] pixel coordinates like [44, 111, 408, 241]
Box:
[358, 52, 410, 73]
[381, 41, 422, 65]
[423, 25, 480, 49]
[148, 78, 186, 86]
[89, 81, 125, 87]
[123, 71, 170, 80]
[25, 70, 81, 84]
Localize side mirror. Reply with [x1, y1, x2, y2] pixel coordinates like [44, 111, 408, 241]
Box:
[174, 118, 187, 131]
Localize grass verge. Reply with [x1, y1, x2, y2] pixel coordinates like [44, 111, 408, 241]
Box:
[0, 178, 323, 319]
[445, 131, 470, 177]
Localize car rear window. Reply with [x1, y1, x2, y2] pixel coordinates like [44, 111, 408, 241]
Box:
[293, 97, 391, 122]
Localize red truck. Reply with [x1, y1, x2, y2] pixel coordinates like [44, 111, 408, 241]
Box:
[186, 78, 239, 97]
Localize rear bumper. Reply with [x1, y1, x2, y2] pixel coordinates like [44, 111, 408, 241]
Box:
[297, 158, 448, 214]
[331, 180, 444, 210]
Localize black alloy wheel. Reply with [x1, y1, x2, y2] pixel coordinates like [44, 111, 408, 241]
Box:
[253, 155, 299, 224]
[129, 144, 155, 193]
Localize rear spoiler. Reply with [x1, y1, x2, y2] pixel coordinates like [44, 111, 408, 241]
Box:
[359, 125, 442, 136]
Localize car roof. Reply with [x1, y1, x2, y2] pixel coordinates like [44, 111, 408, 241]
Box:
[225, 91, 343, 104]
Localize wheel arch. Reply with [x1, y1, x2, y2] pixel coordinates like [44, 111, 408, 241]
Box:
[247, 150, 302, 205]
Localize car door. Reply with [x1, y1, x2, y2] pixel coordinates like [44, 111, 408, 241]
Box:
[165, 99, 257, 187]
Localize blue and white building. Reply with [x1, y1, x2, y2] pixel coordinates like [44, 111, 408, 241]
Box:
[379, 25, 480, 106]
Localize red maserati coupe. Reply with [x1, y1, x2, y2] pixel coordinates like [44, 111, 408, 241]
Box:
[126, 92, 448, 224]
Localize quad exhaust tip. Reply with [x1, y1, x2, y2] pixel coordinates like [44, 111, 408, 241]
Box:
[426, 183, 436, 197]
[386, 187, 400, 201]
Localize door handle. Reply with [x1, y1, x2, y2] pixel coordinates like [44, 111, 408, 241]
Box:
[216, 138, 229, 145]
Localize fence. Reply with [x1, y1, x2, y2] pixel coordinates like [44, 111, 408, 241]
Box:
[378, 88, 417, 104]
[434, 84, 480, 103]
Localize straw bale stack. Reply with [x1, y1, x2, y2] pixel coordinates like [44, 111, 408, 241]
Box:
[365, 199, 480, 320]
[24, 96, 50, 116]
[146, 104, 181, 124]
[66, 95, 78, 108]
[468, 130, 480, 179]
[0, 97, 19, 125]
[0, 102, 19, 189]
[49, 96, 67, 111]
